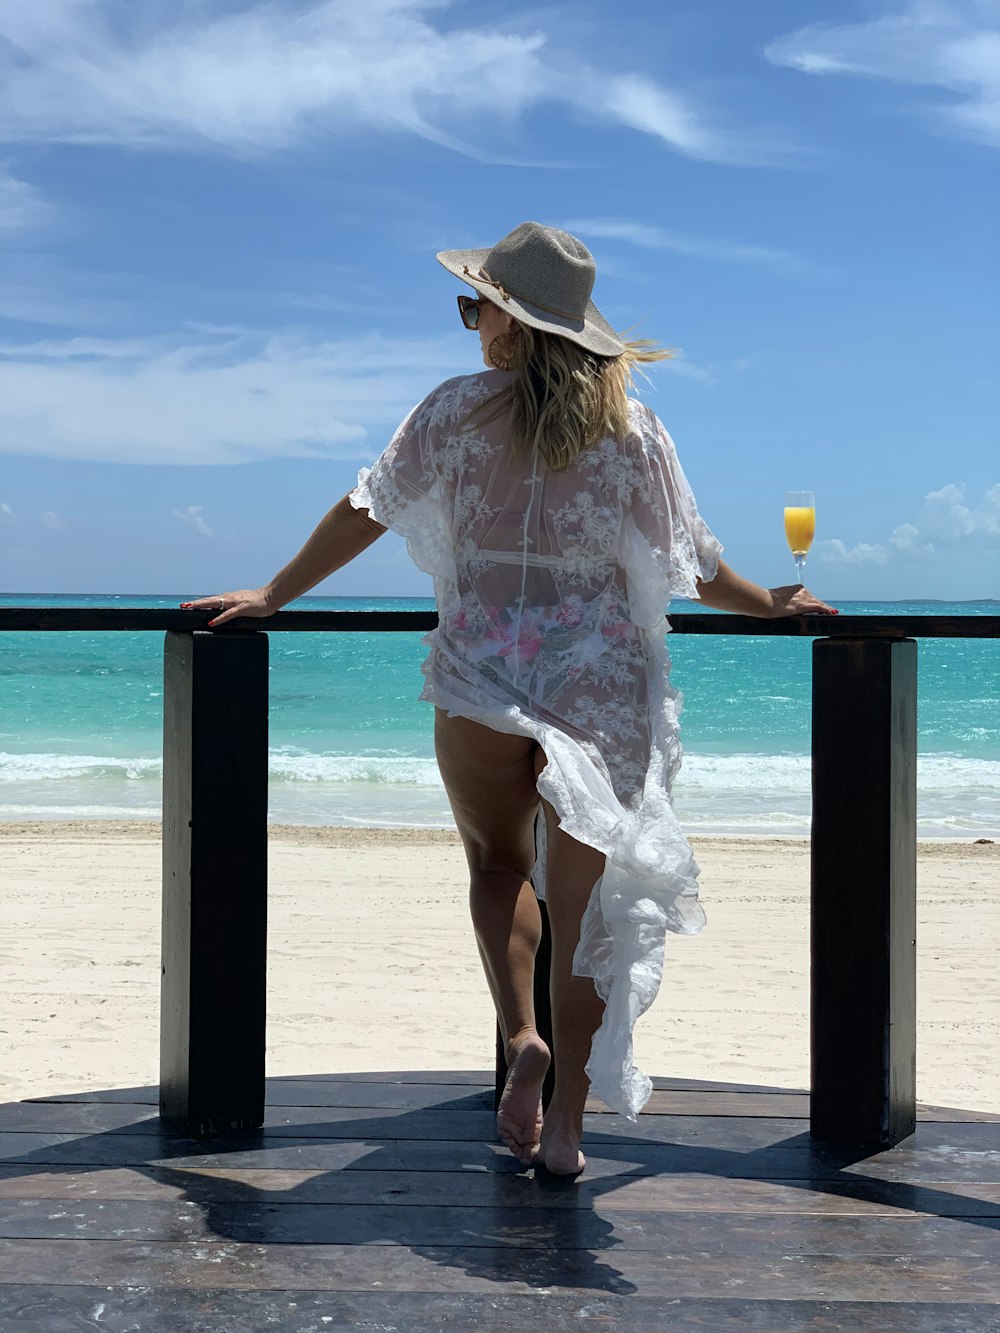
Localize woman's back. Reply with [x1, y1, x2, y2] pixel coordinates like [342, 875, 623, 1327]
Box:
[352, 367, 722, 808]
[358, 369, 719, 636]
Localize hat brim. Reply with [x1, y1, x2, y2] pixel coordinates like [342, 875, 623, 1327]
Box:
[436, 247, 625, 358]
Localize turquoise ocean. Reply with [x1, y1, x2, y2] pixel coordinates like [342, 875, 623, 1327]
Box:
[1, 594, 997, 838]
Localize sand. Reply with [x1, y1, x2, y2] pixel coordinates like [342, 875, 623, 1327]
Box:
[1, 822, 997, 1113]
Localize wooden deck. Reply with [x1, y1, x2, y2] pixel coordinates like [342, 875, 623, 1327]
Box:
[0, 1074, 998, 1329]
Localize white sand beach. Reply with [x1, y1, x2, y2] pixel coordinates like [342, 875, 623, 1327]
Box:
[1, 823, 997, 1112]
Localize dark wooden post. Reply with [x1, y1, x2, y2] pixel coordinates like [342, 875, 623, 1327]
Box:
[810, 637, 917, 1146]
[160, 630, 269, 1137]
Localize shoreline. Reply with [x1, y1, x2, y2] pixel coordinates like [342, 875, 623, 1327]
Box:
[0, 819, 995, 854]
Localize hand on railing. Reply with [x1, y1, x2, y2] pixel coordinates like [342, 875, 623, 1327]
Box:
[768, 584, 839, 618]
[179, 588, 277, 628]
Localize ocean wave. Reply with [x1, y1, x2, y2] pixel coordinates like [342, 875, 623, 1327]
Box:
[0, 749, 442, 786]
[2, 748, 998, 793]
[677, 751, 1000, 792]
[267, 751, 442, 785]
[0, 803, 159, 820]
[0, 752, 162, 781]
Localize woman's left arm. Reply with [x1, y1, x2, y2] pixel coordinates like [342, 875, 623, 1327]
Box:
[262, 494, 387, 611]
[695, 559, 838, 618]
[183, 495, 387, 627]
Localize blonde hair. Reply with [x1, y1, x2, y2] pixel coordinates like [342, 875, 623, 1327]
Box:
[476, 322, 674, 471]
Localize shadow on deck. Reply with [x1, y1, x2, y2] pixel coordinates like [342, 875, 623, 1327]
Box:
[0, 1072, 998, 1330]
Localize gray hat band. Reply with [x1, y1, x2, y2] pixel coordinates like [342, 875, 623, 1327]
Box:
[461, 265, 584, 322]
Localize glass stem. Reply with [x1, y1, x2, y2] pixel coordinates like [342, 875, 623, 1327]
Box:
[794, 555, 806, 583]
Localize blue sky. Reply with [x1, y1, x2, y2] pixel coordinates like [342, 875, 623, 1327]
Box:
[1, 0, 997, 601]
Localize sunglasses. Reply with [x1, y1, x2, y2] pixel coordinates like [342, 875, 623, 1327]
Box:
[457, 294, 485, 330]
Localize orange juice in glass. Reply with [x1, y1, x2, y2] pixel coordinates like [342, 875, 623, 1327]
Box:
[784, 491, 815, 581]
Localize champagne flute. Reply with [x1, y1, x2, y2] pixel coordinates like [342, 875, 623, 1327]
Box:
[784, 490, 815, 582]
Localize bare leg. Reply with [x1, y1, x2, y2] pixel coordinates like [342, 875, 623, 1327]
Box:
[469, 866, 551, 1163]
[434, 710, 550, 1164]
[533, 749, 607, 1175]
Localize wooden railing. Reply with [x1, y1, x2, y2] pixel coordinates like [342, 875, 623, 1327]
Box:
[4, 607, 998, 1146]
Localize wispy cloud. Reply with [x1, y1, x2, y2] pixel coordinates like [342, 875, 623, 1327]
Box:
[0, 501, 13, 518]
[0, 1, 793, 165]
[818, 481, 1000, 564]
[563, 217, 814, 274]
[0, 325, 471, 466]
[0, 319, 715, 465]
[171, 505, 214, 538]
[596, 73, 805, 167]
[765, 1, 1000, 148]
[0, 164, 50, 233]
[659, 353, 715, 384]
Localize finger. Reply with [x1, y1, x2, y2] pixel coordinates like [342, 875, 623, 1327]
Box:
[207, 607, 242, 628]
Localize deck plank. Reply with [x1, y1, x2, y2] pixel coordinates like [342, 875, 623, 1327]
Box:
[1, 1198, 997, 1255]
[5, 1101, 1000, 1148]
[1, 1165, 998, 1215]
[1, 1237, 998, 1300]
[20, 1084, 999, 1123]
[1, 1287, 997, 1332]
[2, 1131, 998, 1183]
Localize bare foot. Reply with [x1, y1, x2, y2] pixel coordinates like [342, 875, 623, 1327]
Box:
[533, 1127, 585, 1176]
[496, 1031, 550, 1165]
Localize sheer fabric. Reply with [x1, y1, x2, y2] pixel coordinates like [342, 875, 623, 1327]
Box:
[349, 369, 722, 1119]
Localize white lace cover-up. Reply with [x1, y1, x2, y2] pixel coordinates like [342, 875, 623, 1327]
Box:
[349, 369, 723, 1119]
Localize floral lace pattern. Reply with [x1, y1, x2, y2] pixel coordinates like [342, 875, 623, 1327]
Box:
[349, 370, 723, 1120]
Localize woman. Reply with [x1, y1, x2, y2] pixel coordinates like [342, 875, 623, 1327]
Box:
[183, 222, 836, 1176]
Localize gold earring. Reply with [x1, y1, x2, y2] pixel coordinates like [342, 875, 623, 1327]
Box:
[488, 331, 517, 371]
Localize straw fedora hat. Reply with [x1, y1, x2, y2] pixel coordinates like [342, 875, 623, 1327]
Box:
[437, 221, 625, 358]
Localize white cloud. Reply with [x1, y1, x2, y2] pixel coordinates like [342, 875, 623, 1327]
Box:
[819, 481, 1000, 565]
[563, 217, 813, 274]
[0, 501, 12, 517]
[922, 480, 1000, 539]
[0, 1, 788, 165]
[765, 1, 1000, 147]
[0, 325, 472, 465]
[171, 505, 214, 538]
[40, 509, 65, 529]
[0, 164, 49, 233]
[888, 521, 927, 551]
[817, 538, 891, 565]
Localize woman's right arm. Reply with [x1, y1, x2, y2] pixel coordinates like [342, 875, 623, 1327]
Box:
[180, 494, 387, 627]
[695, 559, 838, 618]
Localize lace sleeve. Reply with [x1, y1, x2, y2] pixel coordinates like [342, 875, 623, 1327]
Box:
[620, 403, 723, 627]
[348, 382, 460, 611]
